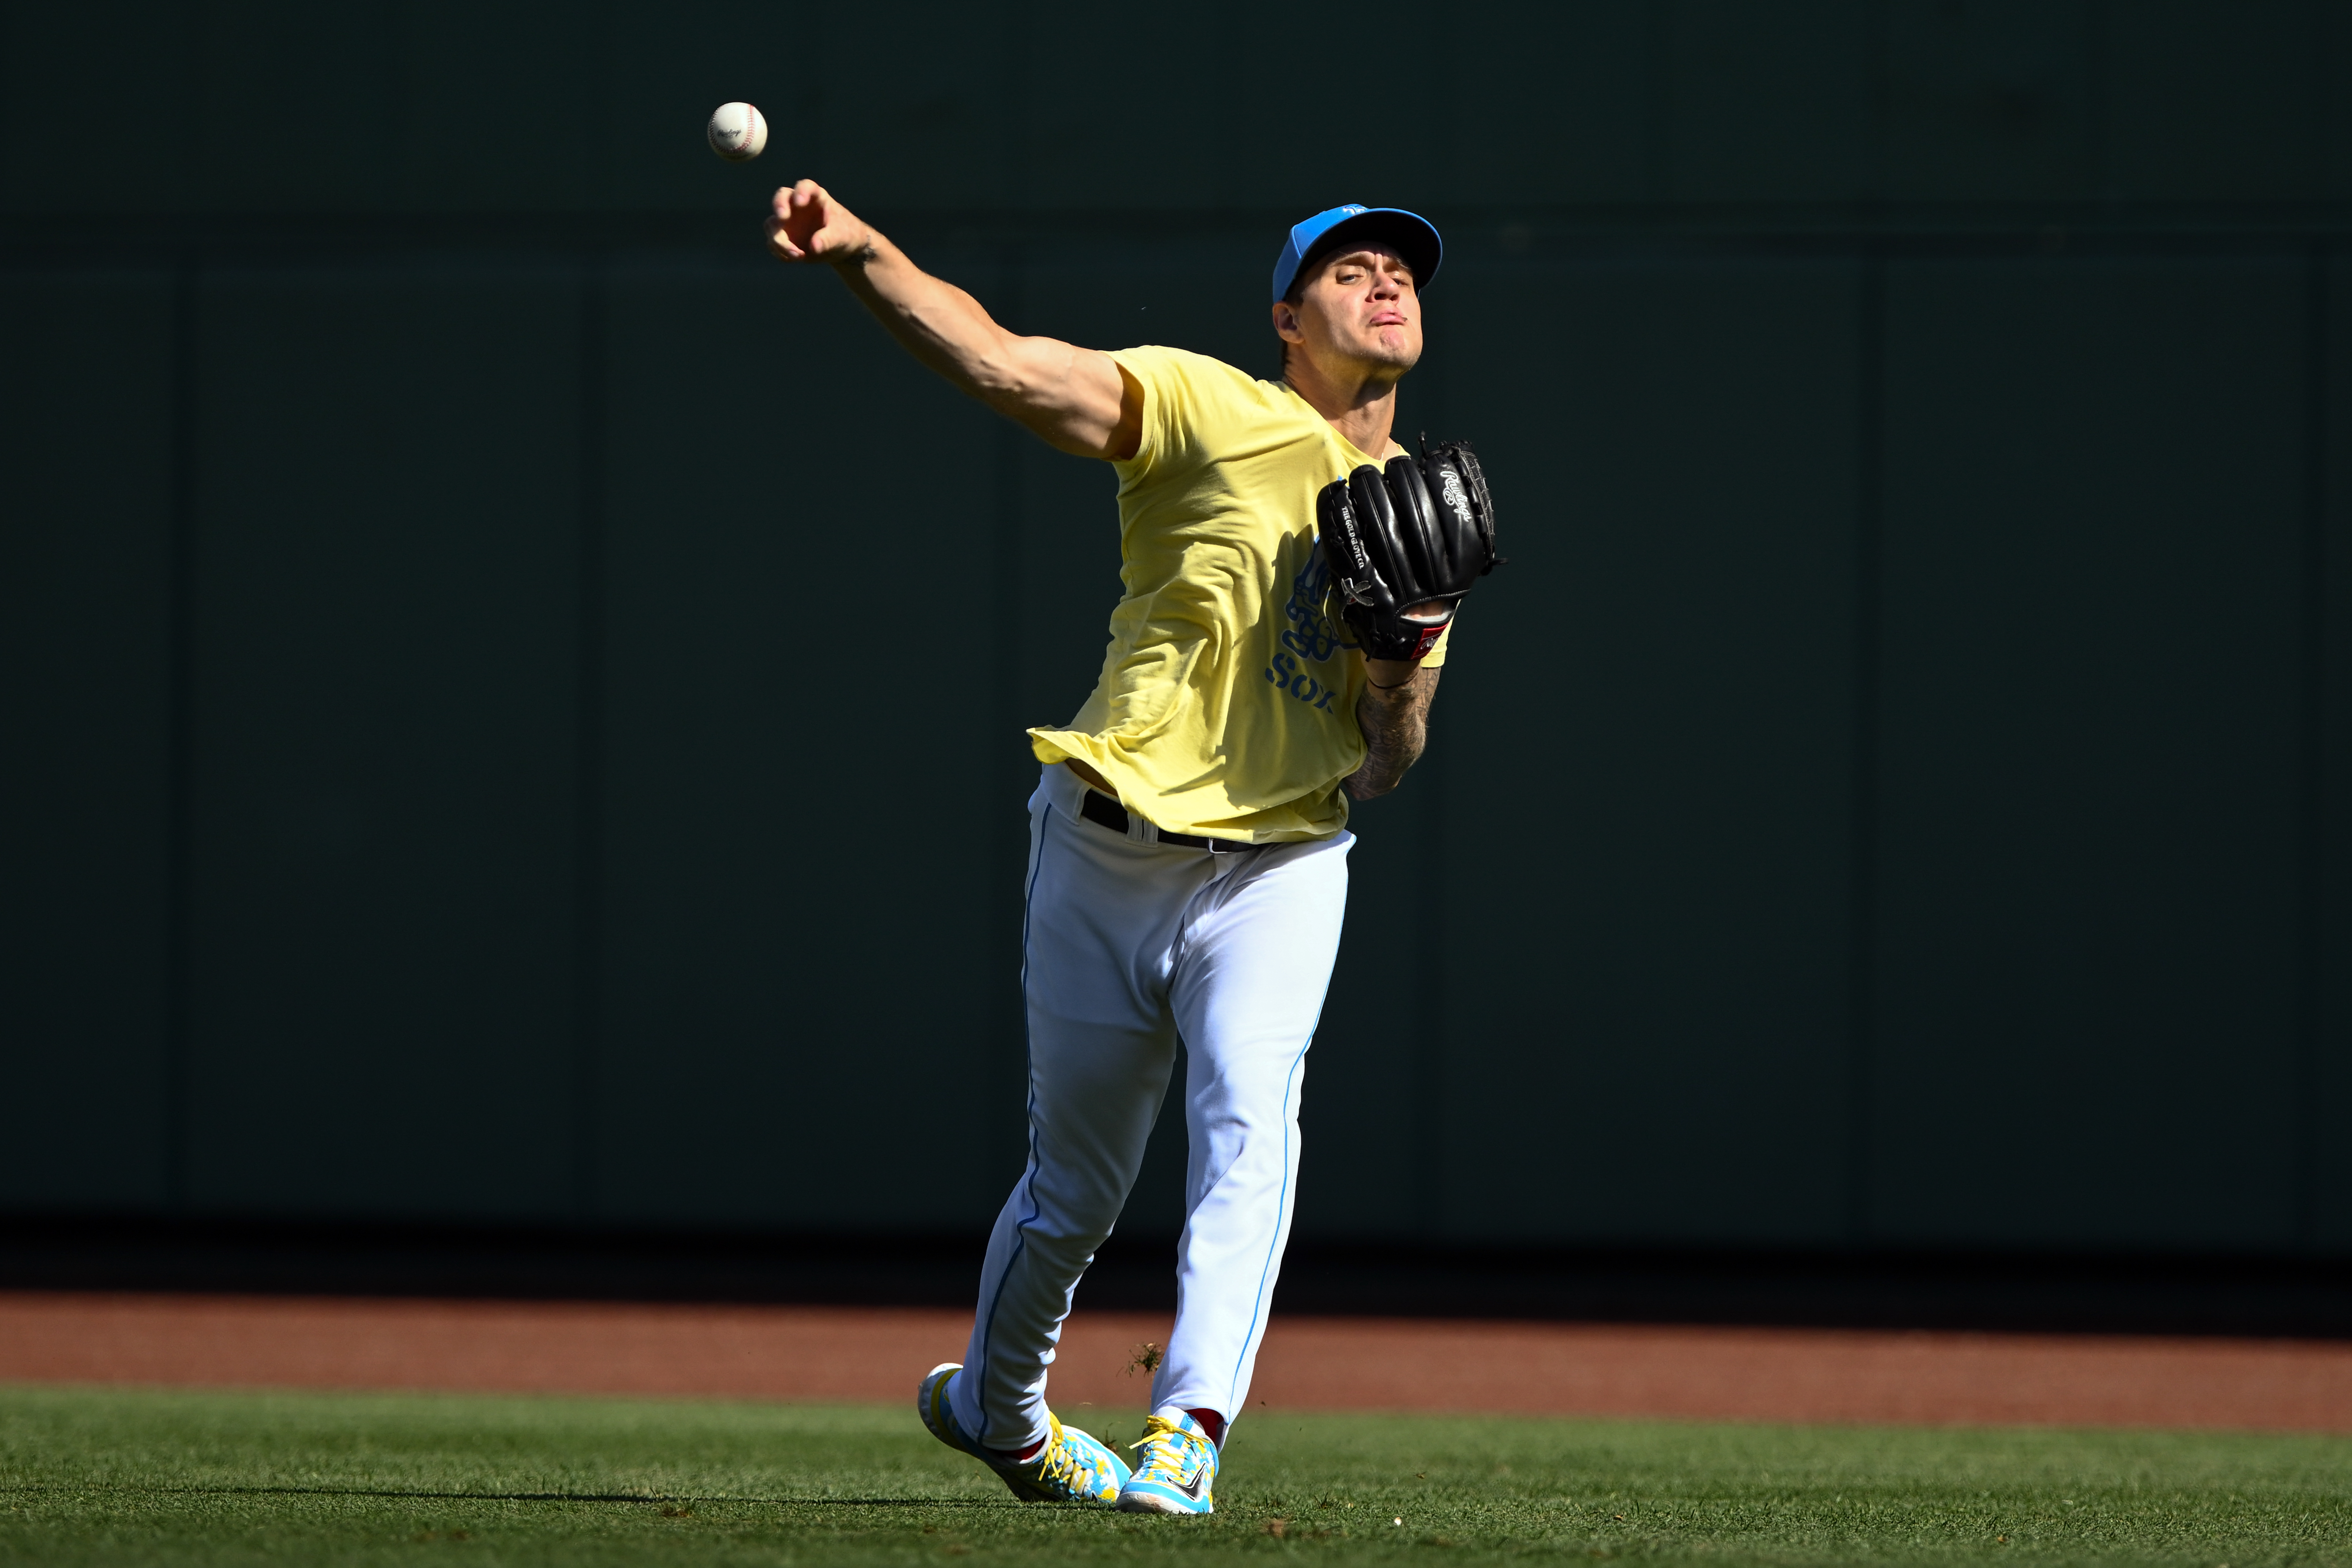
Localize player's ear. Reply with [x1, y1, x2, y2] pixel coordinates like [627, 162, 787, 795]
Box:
[1271, 300, 1305, 344]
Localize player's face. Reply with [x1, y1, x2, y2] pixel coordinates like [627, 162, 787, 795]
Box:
[1283, 246, 1423, 380]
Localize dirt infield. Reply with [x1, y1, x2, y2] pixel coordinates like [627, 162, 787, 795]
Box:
[3, 1291, 2347, 1433]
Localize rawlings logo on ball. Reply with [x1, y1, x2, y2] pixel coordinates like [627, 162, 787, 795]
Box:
[706, 101, 769, 162]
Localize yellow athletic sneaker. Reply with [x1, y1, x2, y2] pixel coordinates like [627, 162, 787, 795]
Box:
[1116, 1410, 1218, 1515]
[915, 1362, 1129, 1505]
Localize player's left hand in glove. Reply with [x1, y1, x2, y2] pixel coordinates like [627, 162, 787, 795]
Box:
[1316, 438, 1500, 662]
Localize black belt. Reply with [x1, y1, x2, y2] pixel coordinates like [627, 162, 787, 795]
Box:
[1079, 789, 1252, 853]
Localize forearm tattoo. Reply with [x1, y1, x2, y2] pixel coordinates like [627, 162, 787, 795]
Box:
[1344, 665, 1442, 800]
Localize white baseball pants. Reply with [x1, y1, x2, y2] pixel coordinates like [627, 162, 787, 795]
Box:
[949, 762, 1352, 1451]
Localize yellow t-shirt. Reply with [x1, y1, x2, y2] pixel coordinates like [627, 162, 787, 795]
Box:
[1027, 346, 1450, 843]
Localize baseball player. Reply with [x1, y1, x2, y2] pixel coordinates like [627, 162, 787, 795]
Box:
[765, 188, 1496, 1514]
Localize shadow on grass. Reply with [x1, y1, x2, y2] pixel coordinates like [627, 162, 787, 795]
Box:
[0, 1484, 1021, 1508]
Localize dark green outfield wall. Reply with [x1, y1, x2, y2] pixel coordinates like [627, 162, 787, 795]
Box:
[5, 1, 2351, 1256]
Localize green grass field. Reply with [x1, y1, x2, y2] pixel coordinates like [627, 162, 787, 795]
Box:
[3, 1384, 2347, 1566]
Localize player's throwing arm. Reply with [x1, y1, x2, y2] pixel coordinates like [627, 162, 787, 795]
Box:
[763, 180, 1140, 462]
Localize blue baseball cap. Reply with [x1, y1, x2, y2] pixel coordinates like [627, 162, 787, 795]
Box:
[1271, 204, 1443, 302]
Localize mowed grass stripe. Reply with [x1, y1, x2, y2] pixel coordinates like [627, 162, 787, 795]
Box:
[2, 1383, 2348, 1565]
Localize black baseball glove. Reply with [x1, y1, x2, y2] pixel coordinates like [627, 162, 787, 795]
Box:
[1316, 438, 1500, 662]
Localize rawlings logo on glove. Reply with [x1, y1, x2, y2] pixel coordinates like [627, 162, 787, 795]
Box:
[1315, 437, 1500, 664]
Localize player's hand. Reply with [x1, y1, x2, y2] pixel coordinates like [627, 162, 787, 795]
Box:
[765, 181, 873, 266]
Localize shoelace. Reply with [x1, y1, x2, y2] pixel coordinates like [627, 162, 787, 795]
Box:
[1028, 1415, 1103, 1494]
[1127, 1414, 1209, 1484]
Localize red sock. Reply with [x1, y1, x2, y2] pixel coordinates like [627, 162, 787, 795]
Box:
[1184, 1408, 1226, 1447]
[994, 1433, 1047, 1463]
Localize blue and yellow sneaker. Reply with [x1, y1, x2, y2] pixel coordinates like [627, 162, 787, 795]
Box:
[1115, 1410, 1218, 1515]
[915, 1362, 1129, 1505]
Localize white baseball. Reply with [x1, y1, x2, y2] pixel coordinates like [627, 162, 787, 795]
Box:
[707, 102, 768, 162]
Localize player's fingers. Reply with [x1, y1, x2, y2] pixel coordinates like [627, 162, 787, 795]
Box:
[761, 217, 806, 261]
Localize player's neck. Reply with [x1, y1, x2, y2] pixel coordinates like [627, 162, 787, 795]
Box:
[1283, 358, 1401, 459]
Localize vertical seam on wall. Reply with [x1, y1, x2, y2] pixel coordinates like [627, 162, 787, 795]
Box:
[164, 251, 200, 1213]
[2308, 0, 2329, 204]
[573, 252, 607, 1222]
[1002, 0, 1029, 208]
[1863, 0, 1889, 203]
[2296, 240, 2329, 1252]
[1849, 2, 1892, 1247]
[583, 0, 613, 210]
[1643, 0, 1671, 199]
[1847, 246, 1886, 1247]
[2087, 0, 2112, 201]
